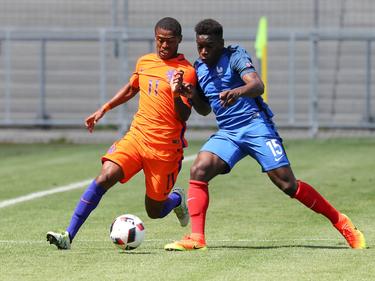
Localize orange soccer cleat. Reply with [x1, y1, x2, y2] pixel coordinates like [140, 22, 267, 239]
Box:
[334, 213, 366, 249]
[164, 233, 207, 251]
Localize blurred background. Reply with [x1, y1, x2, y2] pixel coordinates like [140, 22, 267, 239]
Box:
[0, 0, 374, 142]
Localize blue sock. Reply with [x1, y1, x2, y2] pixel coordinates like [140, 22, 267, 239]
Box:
[66, 180, 107, 241]
[159, 191, 181, 218]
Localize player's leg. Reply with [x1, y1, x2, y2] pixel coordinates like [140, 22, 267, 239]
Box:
[247, 115, 342, 225]
[248, 117, 365, 249]
[46, 161, 123, 250]
[267, 166, 341, 223]
[165, 133, 244, 251]
[65, 161, 123, 240]
[47, 135, 142, 249]
[293, 178, 365, 249]
[164, 152, 225, 251]
[144, 190, 187, 227]
[188, 151, 228, 235]
[267, 167, 366, 249]
[142, 157, 189, 226]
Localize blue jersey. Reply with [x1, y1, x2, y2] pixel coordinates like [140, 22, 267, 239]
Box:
[194, 45, 273, 130]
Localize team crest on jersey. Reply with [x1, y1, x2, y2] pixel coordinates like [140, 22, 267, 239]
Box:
[167, 69, 175, 82]
[107, 143, 116, 154]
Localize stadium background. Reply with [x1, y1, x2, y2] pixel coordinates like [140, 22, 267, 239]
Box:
[0, 0, 374, 142]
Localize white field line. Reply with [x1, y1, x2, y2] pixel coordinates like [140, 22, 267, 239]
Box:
[0, 238, 337, 244]
[0, 154, 197, 209]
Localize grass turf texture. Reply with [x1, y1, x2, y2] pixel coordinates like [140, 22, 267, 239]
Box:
[0, 138, 374, 281]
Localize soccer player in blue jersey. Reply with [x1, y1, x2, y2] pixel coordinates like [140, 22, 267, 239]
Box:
[164, 18, 366, 251]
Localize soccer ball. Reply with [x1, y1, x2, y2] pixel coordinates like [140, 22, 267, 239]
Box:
[109, 214, 145, 250]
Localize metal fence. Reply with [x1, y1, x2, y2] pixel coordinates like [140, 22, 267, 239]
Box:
[1, 27, 374, 135]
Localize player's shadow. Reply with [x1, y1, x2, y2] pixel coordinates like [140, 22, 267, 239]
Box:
[119, 251, 155, 255]
[209, 244, 350, 250]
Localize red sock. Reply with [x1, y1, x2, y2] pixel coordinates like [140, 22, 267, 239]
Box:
[187, 180, 209, 237]
[294, 180, 340, 224]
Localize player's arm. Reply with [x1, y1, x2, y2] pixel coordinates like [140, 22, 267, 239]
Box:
[172, 83, 211, 118]
[190, 87, 211, 116]
[173, 96, 191, 122]
[85, 83, 139, 133]
[219, 72, 264, 107]
[170, 70, 191, 122]
[171, 70, 211, 117]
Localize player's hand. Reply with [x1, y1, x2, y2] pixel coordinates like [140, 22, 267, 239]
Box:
[170, 70, 194, 99]
[85, 109, 105, 133]
[170, 70, 185, 94]
[178, 83, 194, 99]
[219, 90, 241, 107]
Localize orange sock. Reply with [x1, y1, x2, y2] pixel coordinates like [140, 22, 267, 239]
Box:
[294, 180, 340, 224]
[187, 180, 209, 237]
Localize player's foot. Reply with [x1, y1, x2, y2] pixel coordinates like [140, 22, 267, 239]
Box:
[334, 213, 366, 249]
[164, 233, 207, 251]
[46, 231, 71, 250]
[172, 187, 189, 227]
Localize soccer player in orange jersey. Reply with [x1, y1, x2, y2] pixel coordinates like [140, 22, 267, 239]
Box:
[46, 17, 197, 250]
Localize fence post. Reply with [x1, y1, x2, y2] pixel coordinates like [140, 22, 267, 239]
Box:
[309, 32, 319, 137]
[37, 39, 49, 123]
[111, 0, 119, 57]
[99, 29, 108, 124]
[117, 30, 130, 136]
[365, 40, 373, 123]
[4, 30, 12, 124]
[288, 32, 296, 124]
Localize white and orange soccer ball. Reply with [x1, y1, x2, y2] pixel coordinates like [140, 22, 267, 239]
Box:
[110, 214, 145, 250]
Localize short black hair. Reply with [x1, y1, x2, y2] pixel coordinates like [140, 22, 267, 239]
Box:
[154, 17, 182, 36]
[195, 19, 223, 38]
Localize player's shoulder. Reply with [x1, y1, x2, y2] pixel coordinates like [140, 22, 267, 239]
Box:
[136, 53, 158, 65]
[172, 54, 195, 75]
[139, 53, 157, 60]
[173, 54, 194, 67]
[227, 45, 253, 66]
[227, 45, 250, 56]
[175, 53, 188, 61]
[193, 58, 205, 70]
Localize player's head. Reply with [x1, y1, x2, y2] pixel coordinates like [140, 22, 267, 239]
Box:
[154, 17, 182, 60]
[195, 19, 224, 66]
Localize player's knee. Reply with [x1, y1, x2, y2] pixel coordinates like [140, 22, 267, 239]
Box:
[146, 210, 160, 219]
[280, 181, 298, 197]
[268, 168, 298, 197]
[145, 205, 162, 219]
[144, 198, 164, 219]
[95, 172, 114, 189]
[96, 163, 123, 189]
[95, 174, 109, 187]
[190, 161, 209, 180]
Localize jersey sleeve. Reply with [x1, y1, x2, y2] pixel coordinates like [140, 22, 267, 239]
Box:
[180, 96, 192, 108]
[180, 66, 197, 108]
[129, 58, 141, 88]
[183, 66, 197, 87]
[229, 45, 256, 78]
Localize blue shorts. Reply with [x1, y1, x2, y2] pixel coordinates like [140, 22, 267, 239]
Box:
[200, 113, 290, 173]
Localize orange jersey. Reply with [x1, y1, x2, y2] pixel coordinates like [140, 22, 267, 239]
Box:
[127, 53, 196, 160]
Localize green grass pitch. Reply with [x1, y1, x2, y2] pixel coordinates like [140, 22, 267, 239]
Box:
[0, 138, 374, 281]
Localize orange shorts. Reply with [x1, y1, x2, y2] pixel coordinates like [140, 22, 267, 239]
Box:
[102, 132, 183, 201]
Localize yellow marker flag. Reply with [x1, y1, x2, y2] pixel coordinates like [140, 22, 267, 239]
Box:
[255, 16, 268, 60]
[254, 16, 268, 102]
